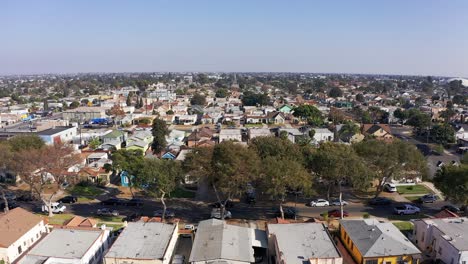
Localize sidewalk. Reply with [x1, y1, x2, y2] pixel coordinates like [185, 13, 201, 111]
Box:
[420, 182, 444, 199]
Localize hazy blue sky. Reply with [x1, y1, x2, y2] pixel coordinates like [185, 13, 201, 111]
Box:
[2, 0, 468, 76]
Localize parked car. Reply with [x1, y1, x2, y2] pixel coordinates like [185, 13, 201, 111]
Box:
[419, 194, 438, 203]
[310, 199, 329, 207]
[101, 198, 128, 206]
[61, 182, 70, 189]
[383, 183, 397, 192]
[275, 207, 297, 219]
[4, 192, 16, 200]
[0, 200, 19, 211]
[154, 209, 175, 218]
[16, 193, 35, 201]
[181, 224, 196, 238]
[369, 197, 392, 205]
[211, 208, 232, 219]
[331, 199, 349, 206]
[42, 202, 66, 214]
[326, 209, 349, 218]
[210, 199, 234, 208]
[124, 212, 142, 222]
[172, 255, 185, 264]
[245, 194, 256, 204]
[394, 204, 420, 215]
[126, 198, 144, 206]
[441, 205, 461, 214]
[97, 208, 119, 216]
[58, 196, 78, 204]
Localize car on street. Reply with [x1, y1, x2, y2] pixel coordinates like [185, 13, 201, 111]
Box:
[4, 192, 16, 200]
[58, 196, 78, 204]
[126, 198, 144, 206]
[154, 209, 175, 218]
[419, 194, 438, 203]
[16, 193, 35, 201]
[124, 212, 142, 222]
[326, 209, 349, 218]
[441, 205, 461, 214]
[0, 200, 19, 211]
[211, 208, 232, 219]
[101, 198, 128, 206]
[97, 208, 119, 216]
[275, 207, 298, 219]
[42, 202, 66, 214]
[383, 183, 397, 192]
[394, 204, 420, 215]
[331, 199, 349, 206]
[369, 197, 392, 205]
[310, 199, 329, 207]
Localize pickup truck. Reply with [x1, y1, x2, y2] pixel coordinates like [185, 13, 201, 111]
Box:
[42, 202, 66, 214]
[394, 204, 420, 215]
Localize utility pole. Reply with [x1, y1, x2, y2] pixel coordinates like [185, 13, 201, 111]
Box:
[340, 191, 344, 219]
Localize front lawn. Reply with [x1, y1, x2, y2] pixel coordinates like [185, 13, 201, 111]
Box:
[397, 185, 431, 195]
[42, 213, 75, 225]
[94, 215, 125, 222]
[69, 185, 104, 197]
[97, 222, 124, 231]
[170, 187, 196, 198]
[388, 213, 425, 221]
[393, 221, 414, 232]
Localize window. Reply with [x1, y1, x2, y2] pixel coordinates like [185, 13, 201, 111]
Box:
[365, 260, 378, 264]
[18, 246, 22, 254]
[438, 247, 442, 254]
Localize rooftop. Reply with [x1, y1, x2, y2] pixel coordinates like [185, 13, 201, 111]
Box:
[220, 128, 242, 136]
[268, 223, 341, 263]
[36, 126, 75, 136]
[0, 208, 44, 248]
[24, 228, 104, 260]
[340, 219, 420, 257]
[420, 217, 468, 251]
[105, 222, 176, 260]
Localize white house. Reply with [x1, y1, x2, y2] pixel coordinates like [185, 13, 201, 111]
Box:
[313, 128, 334, 143]
[0, 208, 48, 264]
[456, 125, 468, 140]
[20, 227, 110, 264]
[248, 128, 272, 140]
[36, 126, 77, 145]
[104, 222, 179, 264]
[219, 129, 242, 142]
[278, 128, 304, 144]
[412, 217, 468, 264]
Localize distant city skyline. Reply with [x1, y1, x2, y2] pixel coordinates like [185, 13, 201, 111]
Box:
[2, 0, 468, 77]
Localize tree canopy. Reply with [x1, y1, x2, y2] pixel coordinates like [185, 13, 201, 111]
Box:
[434, 164, 468, 205]
[151, 118, 169, 154]
[190, 93, 206, 105]
[293, 105, 324, 126]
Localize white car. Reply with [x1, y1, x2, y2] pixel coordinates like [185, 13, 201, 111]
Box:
[42, 202, 66, 214]
[211, 208, 232, 219]
[384, 183, 397, 192]
[310, 199, 329, 207]
[394, 204, 420, 215]
[331, 199, 349, 206]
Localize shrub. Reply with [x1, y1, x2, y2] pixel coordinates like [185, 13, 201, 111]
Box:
[363, 213, 370, 219]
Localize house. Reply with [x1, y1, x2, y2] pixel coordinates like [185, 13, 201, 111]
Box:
[104, 222, 179, 264]
[102, 130, 127, 144]
[266, 112, 286, 124]
[455, 125, 468, 140]
[278, 128, 304, 144]
[279, 105, 294, 114]
[339, 219, 421, 264]
[126, 140, 150, 153]
[78, 166, 112, 184]
[186, 127, 214, 147]
[36, 126, 77, 145]
[248, 128, 272, 140]
[63, 216, 98, 228]
[161, 151, 177, 160]
[0, 208, 48, 264]
[189, 219, 267, 264]
[268, 223, 342, 264]
[312, 128, 334, 143]
[219, 128, 242, 142]
[412, 217, 468, 264]
[175, 115, 198, 125]
[361, 124, 394, 142]
[20, 228, 110, 264]
[63, 106, 107, 121]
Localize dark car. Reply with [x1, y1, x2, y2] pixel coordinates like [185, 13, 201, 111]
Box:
[441, 205, 461, 214]
[275, 207, 297, 219]
[16, 193, 36, 201]
[101, 198, 128, 206]
[58, 196, 78, 204]
[0, 200, 19, 210]
[124, 212, 142, 222]
[369, 197, 392, 205]
[126, 198, 144, 206]
[153, 209, 175, 218]
[211, 199, 234, 208]
[326, 209, 349, 218]
[245, 195, 256, 204]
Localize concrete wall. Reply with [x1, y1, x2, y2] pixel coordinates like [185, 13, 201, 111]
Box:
[162, 224, 179, 264]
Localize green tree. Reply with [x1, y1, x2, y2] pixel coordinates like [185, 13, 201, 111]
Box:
[338, 121, 360, 136]
[111, 149, 144, 197]
[190, 93, 206, 105]
[328, 87, 343, 98]
[126, 94, 132, 106]
[8, 134, 45, 152]
[138, 159, 181, 220]
[430, 124, 456, 144]
[293, 105, 324, 126]
[393, 108, 408, 121]
[452, 95, 466, 105]
[88, 137, 101, 150]
[151, 118, 169, 154]
[69, 101, 80, 109]
[241, 91, 269, 106]
[354, 140, 428, 196]
[215, 88, 228, 98]
[249, 136, 304, 163]
[434, 165, 468, 206]
[355, 93, 365, 102]
[406, 110, 431, 132]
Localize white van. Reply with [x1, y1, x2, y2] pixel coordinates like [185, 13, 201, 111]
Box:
[42, 202, 66, 214]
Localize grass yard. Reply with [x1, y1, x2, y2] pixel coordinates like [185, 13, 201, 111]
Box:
[170, 187, 196, 198]
[388, 213, 425, 221]
[94, 215, 125, 222]
[393, 221, 414, 232]
[397, 185, 431, 195]
[403, 195, 423, 203]
[245, 123, 263, 128]
[69, 185, 104, 197]
[97, 222, 124, 231]
[42, 213, 75, 225]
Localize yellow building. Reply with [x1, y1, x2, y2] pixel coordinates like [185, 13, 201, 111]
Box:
[339, 219, 421, 264]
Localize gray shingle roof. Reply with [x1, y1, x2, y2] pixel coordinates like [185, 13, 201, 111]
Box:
[189, 219, 266, 263]
[340, 219, 420, 257]
[268, 223, 341, 263]
[105, 222, 176, 260]
[420, 217, 468, 251]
